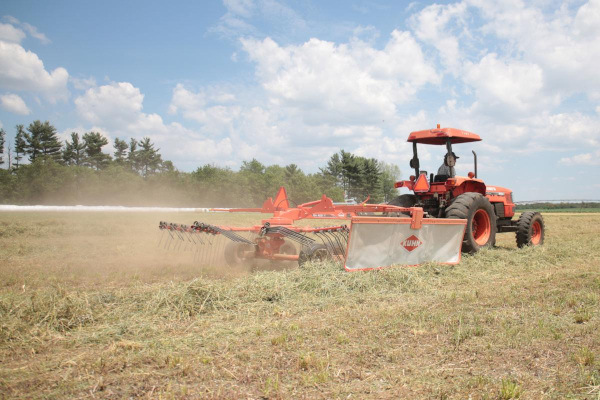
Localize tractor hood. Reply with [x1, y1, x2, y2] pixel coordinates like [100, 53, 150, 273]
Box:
[408, 127, 482, 145]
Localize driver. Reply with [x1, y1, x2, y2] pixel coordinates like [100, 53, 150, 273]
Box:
[437, 152, 459, 178]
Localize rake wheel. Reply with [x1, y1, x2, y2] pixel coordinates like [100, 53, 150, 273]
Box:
[224, 241, 255, 267]
[298, 243, 329, 267]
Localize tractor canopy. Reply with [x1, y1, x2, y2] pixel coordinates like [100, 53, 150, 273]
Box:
[407, 127, 481, 145]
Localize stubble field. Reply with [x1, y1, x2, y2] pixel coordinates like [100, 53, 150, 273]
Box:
[0, 211, 599, 399]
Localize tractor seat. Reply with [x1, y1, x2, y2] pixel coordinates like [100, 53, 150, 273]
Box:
[434, 174, 449, 183]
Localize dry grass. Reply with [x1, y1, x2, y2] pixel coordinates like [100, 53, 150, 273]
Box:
[0, 212, 599, 399]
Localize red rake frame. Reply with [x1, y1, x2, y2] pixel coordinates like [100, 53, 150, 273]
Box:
[159, 187, 428, 268]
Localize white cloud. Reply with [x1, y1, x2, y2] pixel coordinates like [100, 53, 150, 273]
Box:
[463, 53, 554, 114]
[0, 41, 69, 102]
[2, 16, 49, 44]
[0, 23, 25, 43]
[212, 0, 306, 39]
[0, 93, 30, 115]
[409, 2, 468, 71]
[71, 76, 97, 90]
[559, 150, 600, 166]
[75, 82, 144, 126]
[21, 22, 50, 44]
[469, 0, 600, 99]
[223, 0, 256, 18]
[168, 83, 206, 115]
[74, 82, 234, 167]
[241, 31, 439, 126]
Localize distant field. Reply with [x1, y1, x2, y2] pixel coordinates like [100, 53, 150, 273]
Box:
[1, 212, 599, 399]
[518, 208, 600, 213]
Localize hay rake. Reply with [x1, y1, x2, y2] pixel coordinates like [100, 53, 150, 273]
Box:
[159, 187, 467, 270]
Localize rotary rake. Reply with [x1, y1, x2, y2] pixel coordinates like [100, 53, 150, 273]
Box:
[158, 187, 467, 271]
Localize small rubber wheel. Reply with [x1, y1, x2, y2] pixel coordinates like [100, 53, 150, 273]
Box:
[385, 194, 416, 216]
[446, 192, 496, 253]
[278, 242, 297, 255]
[298, 243, 329, 267]
[224, 241, 254, 267]
[516, 211, 545, 248]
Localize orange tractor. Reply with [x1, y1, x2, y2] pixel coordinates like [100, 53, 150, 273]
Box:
[390, 126, 545, 253]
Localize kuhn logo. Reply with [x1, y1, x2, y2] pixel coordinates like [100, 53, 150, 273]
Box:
[401, 235, 422, 252]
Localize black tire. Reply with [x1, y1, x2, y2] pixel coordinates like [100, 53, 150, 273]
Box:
[224, 241, 254, 267]
[445, 193, 496, 254]
[279, 241, 297, 255]
[298, 243, 329, 267]
[385, 194, 416, 216]
[516, 211, 545, 248]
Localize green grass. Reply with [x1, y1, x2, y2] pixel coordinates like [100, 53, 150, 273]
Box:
[1, 211, 599, 398]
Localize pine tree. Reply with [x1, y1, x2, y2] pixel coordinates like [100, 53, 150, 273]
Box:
[83, 132, 111, 170]
[0, 128, 5, 166]
[137, 137, 162, 177]
[63, 132, 87, 166]
[284, 163, 300, 180]
[113, 138, 128, 163]
[14, 125, 26, 168]
[361, 158, 383, 203]
[128, 138, 139, 173]
[24, 120, 62, 162]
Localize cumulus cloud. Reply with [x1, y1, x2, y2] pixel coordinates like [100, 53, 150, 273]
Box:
[0, 93, 30, 115]
[463, 54, 555, 115]
[409, 2, 467, 71]
[75, 82, 144, 126]
[74, 82, 234, 168]
[241, 31, 439, 126]
[469, 0, 600, 99]
[0, 41, 69, 102]
[0, 22, 25, 43]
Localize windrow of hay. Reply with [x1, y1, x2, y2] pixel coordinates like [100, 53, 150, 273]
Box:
[0, 242, 582, 344]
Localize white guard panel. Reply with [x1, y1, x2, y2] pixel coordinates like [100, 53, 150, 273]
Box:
[344, 218, 466, 271]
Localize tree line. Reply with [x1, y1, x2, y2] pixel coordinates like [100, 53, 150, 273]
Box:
[0, 121, 400, 207]
[515, 202, 600, 211]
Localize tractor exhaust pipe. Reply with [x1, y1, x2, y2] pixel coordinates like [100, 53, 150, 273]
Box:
[472, 150, 478, 178]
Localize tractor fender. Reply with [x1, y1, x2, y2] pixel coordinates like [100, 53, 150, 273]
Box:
[451, 178, 486, 197]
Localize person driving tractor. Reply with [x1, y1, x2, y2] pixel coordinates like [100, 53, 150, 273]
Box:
[437, 151, 459, 178]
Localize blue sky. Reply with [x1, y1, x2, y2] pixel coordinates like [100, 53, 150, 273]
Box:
[1, 0, 599, 201]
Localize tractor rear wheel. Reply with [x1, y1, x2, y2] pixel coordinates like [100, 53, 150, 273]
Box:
[516, 211, 545, 248]
[445, 193, 496, 253]
[385, 194, 416, 216]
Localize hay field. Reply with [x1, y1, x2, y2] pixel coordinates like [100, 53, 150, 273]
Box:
[1, 212, 599, 399]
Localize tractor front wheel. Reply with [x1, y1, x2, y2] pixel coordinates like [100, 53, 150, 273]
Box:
[445, 193, 497, 253]
[516, 211, 545, 248]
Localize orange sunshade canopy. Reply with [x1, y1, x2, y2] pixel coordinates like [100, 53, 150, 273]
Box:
[407, 127, 481, 145]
